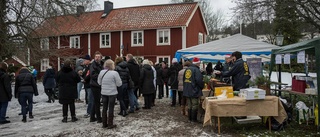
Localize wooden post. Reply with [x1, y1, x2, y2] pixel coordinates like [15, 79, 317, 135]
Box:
[218, 117, 221, 135]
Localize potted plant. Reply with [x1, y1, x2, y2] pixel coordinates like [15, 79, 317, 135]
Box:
[255, 75, 271, 95]
[203, 75, 212, 89]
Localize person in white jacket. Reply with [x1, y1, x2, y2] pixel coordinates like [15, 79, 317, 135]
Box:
[97, 59, 122, 129]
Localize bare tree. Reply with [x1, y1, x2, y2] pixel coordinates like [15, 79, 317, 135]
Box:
[171, 0, 225, 41]
[0, 0, 98, 62]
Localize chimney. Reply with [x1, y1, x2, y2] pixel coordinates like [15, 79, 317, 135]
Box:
[102, 1, 113, 18]
[77, 6, 85, 16]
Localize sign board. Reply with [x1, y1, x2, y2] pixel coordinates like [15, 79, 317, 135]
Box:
[275, 54, 282, 64]
[247, 58, 262, 81]
[297, 50, 305, 63]
[284, 54, 290, 64]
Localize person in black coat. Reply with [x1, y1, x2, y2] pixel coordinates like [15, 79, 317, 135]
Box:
[0, 62, 12, 124]
[126, 54, 140, 98]
[43, 64, 56, 103]
[56, 60, 81, 123]
[115, 57, 130, 117]
[206, 62, 213, 76]
[161, 61, 169, 98]
[15, 67, 38, 122]
[168, 58, 182, 107]
[155, 63, 163, 99]
[139, 59, 155, 109]
[125, 54, 140, 113]
[89, 51, 104, 123]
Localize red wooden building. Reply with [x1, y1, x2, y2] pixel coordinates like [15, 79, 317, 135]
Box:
[34, 1, 208, 72]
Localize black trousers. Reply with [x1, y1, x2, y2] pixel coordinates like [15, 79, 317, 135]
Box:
[158, 84, 164, 98]
[178, 91, 185, 106]
[164, 84, 169, 97]
[91, 86, 102, 120]
[133, 87, 139, 99]
[143, 94, 153, 109]
[62, 101, 75, 117]
[102, 95, 116, 116]
[44, 88, 54, 100]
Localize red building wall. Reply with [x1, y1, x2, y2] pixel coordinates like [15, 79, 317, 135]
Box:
[186, 8, 207, 48]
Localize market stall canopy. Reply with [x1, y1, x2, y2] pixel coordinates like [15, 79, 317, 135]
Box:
[272, 37, 320, 55]
[175, 34, 280, 62]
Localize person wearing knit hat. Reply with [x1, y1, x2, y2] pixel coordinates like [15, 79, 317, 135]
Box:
[192, 57, 201, 65]
[172, 58, 178, 64]
[183, 57, 203, 122]
[168, 57, 182, 107]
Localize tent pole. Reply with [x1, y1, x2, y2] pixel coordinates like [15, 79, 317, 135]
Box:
[278, 64, 282, 97]
[315, 44, 320, 131]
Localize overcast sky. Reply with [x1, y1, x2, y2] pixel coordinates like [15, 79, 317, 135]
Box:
[96, 0, 236, 24]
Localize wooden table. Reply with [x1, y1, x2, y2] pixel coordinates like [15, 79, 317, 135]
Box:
[202, 96, 287, 134]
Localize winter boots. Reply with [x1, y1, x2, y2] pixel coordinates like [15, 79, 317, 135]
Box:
[188, 109, 198, 122]
[181, 105, 186, 115]
[29, 112, 34, 119]
[107, 115, 116, 129]
[22, 116, 27, 123]
[71, 116, 78, 122]
[62, 116, 67, 123]
[102, 114, 108, 128]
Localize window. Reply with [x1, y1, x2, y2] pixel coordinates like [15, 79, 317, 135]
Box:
[70, 36, 80, 48]
[40, 58, 49, 72]
[198, 33, 203, 44]
[40, 38, 49, 50]
[157, 29, 170, 45]
[157, 56, 170, 66]
[100, 33, 111, 48]
[131, 31, 144, 46]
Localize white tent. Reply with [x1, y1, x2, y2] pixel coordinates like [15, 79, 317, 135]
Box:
[175, 34, 279, 62]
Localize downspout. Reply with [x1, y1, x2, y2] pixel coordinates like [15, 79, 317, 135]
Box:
[58, 36, 60, 70]
[88, 33, 91, 56]
[120, 31, 123, 57]
[182, 26, 187, 49]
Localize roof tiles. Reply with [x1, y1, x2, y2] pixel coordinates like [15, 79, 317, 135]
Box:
[35, 3, 198, 37]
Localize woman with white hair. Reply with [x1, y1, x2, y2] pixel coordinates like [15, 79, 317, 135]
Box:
[139, 59, 155, 109]
[98, 59, 122, 129]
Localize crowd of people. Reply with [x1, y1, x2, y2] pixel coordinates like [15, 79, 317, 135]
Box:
[0, 50, 250, 128]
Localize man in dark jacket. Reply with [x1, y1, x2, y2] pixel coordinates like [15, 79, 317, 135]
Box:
[0, 62, 12, 124]
[126, 54, 140, 113]
[89, 51, 104, 123]
[168, 58, 182, 107]
[161, 61, 169, 98]
[126, 54, 140, 98]
[15, 67, 39, 122]
[81, 55, 92, 117]
[221, 51, 251, 91]
[155, 63, 163, 99]
[183, 57, 204, 122]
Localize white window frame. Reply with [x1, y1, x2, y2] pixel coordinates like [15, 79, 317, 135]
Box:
[157, 29, 170, 45]
[40, 58, 49, 72]
[70, 36, 80, 49]
[100, 33, 111, 48]
[131, 31, 144, 47]
[157, 56, 171, 66]
[198, 33, 203, 44]
[40, 38, 49, 51]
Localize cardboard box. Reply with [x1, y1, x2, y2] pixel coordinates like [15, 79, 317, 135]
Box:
[239, 88, 266, 100]
[241, 94, 266, 100]
[214, 86, 233, 96]
[240, 88, 266, 96]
